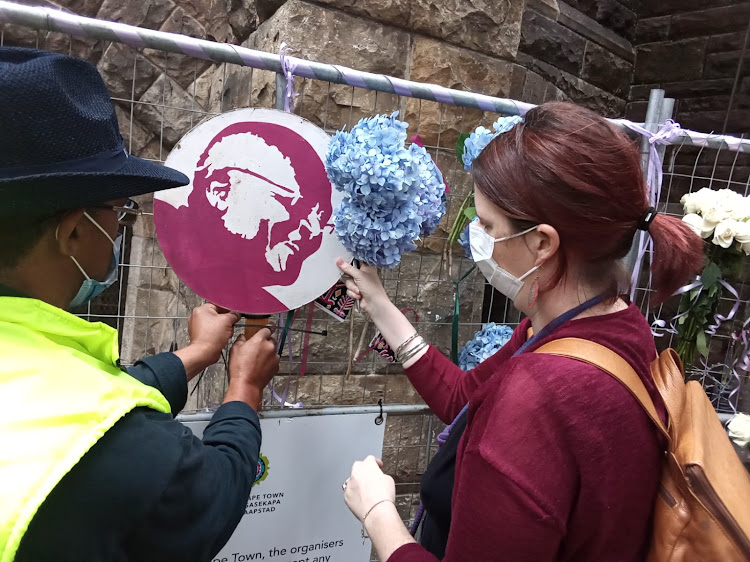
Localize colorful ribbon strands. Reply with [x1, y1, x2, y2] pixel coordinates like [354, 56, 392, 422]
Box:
[651, 276, 746, 413]
[278, 42, 297, 113]
[619, 120, 683, 306]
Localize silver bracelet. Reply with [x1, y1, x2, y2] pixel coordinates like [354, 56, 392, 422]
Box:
[361, 498, 396, 540]
[394, 332, 420, 357]
[399, 340, 428, 364]
[396, 336, 425, 362]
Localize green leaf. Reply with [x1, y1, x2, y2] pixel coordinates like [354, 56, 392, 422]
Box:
[464, 206, 477, 220]
[696, 330, 708, 357]
[678, 315, 687, 325]
[701, 262, 722, 289]
[456, 133, 470, 163]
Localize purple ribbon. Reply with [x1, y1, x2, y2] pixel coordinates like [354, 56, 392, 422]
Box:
[652, 276, 739, 337]
[650, 277, 702, 337]
[267, 378, 303, 409]
[278, 42, 297, 113]
[706, 280, 741, 336]
[728, 316, 750, 413]
[620, 120, 683, 305]
[651, 274, 745, 412]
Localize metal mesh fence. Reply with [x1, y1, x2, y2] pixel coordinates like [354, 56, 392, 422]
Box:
[2, 7, 750, 539]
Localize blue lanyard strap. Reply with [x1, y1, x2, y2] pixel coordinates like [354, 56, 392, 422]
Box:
[514, 293, 606, 357]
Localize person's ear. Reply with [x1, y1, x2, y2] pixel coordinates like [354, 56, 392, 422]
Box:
[55, 209, 87, 257]
[531, 224, 560, 266]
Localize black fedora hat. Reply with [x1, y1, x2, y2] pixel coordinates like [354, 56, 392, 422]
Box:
[0, 47, 189, 217]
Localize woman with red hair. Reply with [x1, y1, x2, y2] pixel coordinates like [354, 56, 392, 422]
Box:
[337, 102, 703, 561]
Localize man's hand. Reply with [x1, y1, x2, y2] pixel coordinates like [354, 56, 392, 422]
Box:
[224, 328, 280, 411]
[174, 304, 240, 380]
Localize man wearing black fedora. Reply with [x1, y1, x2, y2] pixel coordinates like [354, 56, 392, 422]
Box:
[0, 48, 280, 561]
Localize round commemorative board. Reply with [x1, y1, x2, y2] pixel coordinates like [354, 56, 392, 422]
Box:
[154, 108, 351, 314]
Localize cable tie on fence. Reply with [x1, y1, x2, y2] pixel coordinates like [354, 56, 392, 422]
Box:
[278, 42, 297, 113]
[375, 398, 384, 425]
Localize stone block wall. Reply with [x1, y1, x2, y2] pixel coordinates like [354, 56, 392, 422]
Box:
[628, 2, 750, 209]
[518, 0, 637, 116]
[629, 0, 750, 134]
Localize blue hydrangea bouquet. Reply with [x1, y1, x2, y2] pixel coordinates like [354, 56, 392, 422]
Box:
[325, 113, 447, 268]
[458, 323, 515, 371]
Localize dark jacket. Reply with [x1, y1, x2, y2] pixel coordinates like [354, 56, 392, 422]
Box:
[6, 288, 260, 562]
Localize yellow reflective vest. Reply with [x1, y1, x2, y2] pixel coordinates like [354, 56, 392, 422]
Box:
[0, 297, 171, 562]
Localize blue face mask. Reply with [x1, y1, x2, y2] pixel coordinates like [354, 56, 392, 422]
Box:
[59, 212, 123, 309]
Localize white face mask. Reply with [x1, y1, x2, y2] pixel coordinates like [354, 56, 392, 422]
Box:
[469, 221, 540, 303]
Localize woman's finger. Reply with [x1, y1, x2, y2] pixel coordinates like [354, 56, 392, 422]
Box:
[336, 258, 359, 280]
[346, 289, 362, 301]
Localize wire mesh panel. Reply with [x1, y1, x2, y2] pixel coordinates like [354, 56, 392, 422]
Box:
[0, 19, 502, 501]
[2, 8, 749, 511]
[652, 140, 750, 414]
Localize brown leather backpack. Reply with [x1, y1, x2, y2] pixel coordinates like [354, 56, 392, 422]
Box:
[535, 338, 750, 561]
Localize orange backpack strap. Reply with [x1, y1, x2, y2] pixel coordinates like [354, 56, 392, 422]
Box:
[534, 338, 670, 441]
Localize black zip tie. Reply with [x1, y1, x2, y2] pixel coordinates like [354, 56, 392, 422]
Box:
[375, 398, 384, 425]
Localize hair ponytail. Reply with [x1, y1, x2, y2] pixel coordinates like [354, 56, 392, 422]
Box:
[647, 214, 704, 304]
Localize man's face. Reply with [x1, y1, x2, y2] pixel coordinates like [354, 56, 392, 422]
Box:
[76, 198, 123, 280]
[154, 118, 341, 314]
[205, 167, 299, 242]
[197, 131, 312, 274]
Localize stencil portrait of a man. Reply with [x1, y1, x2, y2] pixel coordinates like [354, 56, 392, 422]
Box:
[154, 110, 347, 314]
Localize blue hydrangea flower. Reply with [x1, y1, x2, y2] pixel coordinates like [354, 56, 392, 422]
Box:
[493, 115, 524, 135]
[457, 219, 475, 260]
[326, 113, 446, 267]
[462, 115, 524, 171]
[409, 143, 447, 236]
[458, 323, 515, 371]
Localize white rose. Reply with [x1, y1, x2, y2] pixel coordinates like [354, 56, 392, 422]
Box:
[730, 197, 750, 221]
[703, 204, 730, 225]
[734, 220, 750, 243]
[681, 193, 699, 214]
[734, 221, 750, 255]
[728, 413, 750, 447]
[712, 219, 738, 248]
[718, 189, 741, 213]
[682, 213, 714, 239]
[691, 187, 715, 214]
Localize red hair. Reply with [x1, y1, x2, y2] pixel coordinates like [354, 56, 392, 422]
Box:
[471, 102, 702, 304]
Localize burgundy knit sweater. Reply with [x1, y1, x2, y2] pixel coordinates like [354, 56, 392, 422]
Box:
[390, 303, 666, 562]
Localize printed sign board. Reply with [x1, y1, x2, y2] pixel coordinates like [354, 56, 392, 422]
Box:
[182, 413, 386, 562]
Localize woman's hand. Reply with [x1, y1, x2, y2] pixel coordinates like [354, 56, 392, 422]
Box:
[336, 258, 390, 315]
[344, 456, 415, 560]
[336, 258, 429, 368]
[343, 456, 395, 522]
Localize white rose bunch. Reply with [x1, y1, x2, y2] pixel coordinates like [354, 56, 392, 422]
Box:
[681, 188, 750, 255]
